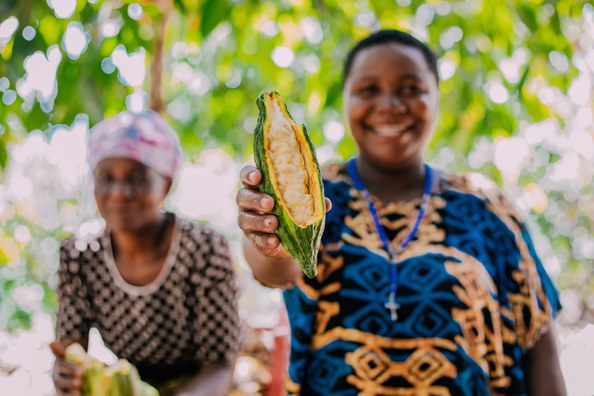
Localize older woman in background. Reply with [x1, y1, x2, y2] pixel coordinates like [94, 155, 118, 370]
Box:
[51, 111, 241, 396]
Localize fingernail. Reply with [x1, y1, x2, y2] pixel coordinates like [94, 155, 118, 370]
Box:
[264, 218, 272, 227]
[248, 171, 257, 183]
[260, 198, 269, 210]
[267, 236, 275, 246]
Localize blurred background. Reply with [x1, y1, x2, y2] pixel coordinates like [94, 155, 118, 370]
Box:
[0, 0, 592, 395]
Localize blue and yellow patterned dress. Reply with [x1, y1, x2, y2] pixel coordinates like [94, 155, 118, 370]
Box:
[283, 163, 561, 396]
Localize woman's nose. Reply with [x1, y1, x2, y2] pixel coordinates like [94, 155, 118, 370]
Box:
[110, 181, 135, 196]
[378, 93, 406, 112]
[95, 180, 136, 196]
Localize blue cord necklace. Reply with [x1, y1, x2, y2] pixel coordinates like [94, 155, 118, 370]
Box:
[347, 157, 433, 321]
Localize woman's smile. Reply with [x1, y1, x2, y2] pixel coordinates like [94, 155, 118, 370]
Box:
[363, 121, 417, 137]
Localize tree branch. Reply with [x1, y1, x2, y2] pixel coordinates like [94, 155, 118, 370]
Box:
[148, 0, 173, 114]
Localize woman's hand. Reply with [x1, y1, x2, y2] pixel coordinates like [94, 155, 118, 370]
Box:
[237, 165, 291, 258]
[237, 164, 331, 286]
[50, 340, 84, 396]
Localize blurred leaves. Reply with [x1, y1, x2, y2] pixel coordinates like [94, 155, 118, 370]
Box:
[200, 0, 231, 38]
[0, 0, 583, 161]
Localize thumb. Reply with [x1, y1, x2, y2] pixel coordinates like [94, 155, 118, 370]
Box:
[325, 197, 332, 213]
[50, 340, 67, 359]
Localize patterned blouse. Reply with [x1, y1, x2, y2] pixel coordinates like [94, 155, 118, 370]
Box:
[283, 163, 561, 396]
[56, 215, 241, 387]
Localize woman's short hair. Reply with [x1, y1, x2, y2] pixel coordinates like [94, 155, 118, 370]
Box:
[342, 29, 439, 86]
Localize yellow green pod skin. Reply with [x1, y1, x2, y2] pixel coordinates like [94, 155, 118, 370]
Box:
[140, 381, 160, 396]
[254, 91, 325, 278]
[64, 343, 108, 396]
[107, 360, 140, 396]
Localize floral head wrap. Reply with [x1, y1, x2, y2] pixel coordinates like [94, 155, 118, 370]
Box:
[87, 110, 182, 179]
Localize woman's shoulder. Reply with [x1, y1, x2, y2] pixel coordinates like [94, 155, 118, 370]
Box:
[321, 161, 353, 197]
[175, 216, 229, 247]
[174, 217, 233, 278]
[60, 221, 106, 257]
[321, 161, 348, 182]
[438, 170, 521, 218]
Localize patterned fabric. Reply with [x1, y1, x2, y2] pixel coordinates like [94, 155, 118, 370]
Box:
[87, 110, 182, 178]
[283, 163, 561, 396]
[56, 215, 241, 388]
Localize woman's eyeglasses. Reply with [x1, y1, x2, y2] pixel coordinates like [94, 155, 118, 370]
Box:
[93, 175, 156, 195]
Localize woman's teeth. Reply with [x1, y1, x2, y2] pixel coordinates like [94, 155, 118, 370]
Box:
[371, 124, 411, 136]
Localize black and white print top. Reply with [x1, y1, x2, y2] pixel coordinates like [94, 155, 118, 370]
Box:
[55, 215, 241, 385]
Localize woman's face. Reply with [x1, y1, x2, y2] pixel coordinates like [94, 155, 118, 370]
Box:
[93, 157, 170, 233]
[343, 43, 439, 171]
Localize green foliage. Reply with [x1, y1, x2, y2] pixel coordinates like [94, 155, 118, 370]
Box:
[1, 0, 581, 160]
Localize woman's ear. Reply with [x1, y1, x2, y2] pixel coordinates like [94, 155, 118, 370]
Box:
[163, 178, 173, 197]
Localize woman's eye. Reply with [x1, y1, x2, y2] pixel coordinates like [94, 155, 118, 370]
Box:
[95, 174, 112, 184]
[356, 86, 378, 97]
[399, 85, 424, 96]
[130, 174, 150, 185]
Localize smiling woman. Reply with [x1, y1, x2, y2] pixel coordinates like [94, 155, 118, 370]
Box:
[236, 29, 567, 396]
[51, 111, 242, 396]
[343, 42, 439, 188]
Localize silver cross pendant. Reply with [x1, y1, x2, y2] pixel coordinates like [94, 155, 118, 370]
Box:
[384, 291, 399, 321]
